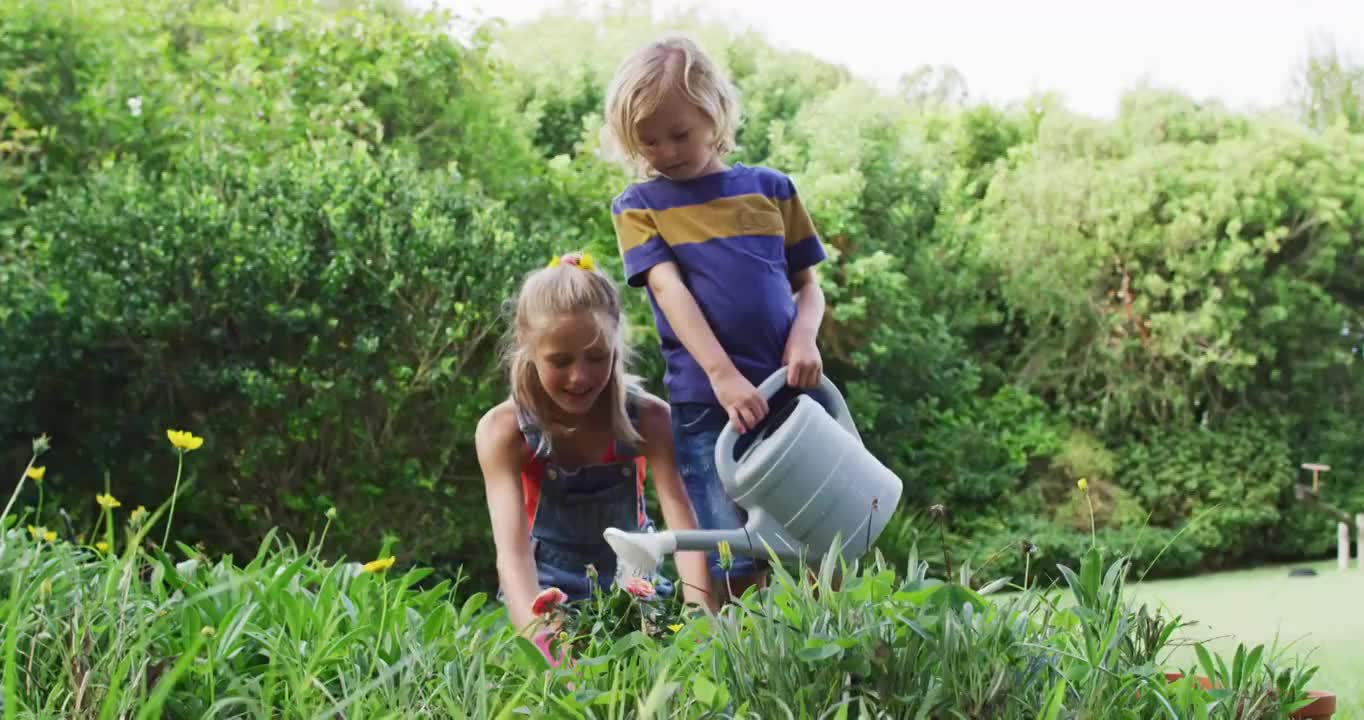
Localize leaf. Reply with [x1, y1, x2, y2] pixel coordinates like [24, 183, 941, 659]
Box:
[1039, 676, 1067, 720]
[692, 675, 717, 706]
[796, 641, 844, 662]
[458, 592, 487, 625]
[511, 635, 550, 672]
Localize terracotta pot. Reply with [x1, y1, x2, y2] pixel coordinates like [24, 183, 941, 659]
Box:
[1161, 673, 1336, 719]
[1292, 690, 1337, 720]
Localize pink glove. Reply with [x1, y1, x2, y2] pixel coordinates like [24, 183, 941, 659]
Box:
[532, 628, 568, 668]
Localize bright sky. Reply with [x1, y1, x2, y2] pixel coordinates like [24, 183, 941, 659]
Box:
[453, 0, 1363, 118]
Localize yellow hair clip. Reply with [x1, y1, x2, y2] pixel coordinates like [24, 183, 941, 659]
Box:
[547, 252, 596, 271]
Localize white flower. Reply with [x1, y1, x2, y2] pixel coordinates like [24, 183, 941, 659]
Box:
[127, 96, 143, 117]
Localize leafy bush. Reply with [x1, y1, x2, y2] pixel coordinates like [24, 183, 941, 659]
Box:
[1117, 416, 1297, 569]
[1, 148, 551, 583]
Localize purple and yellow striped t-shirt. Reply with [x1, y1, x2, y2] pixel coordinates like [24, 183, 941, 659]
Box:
[610, 163, 826, 405]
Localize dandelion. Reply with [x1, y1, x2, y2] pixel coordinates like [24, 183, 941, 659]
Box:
[1077, 477, 1089, 493]
[26, 466, 45, 482]
[95, 541, 109, 552]
[531, 587, 568, 616]
[166, 430, 204, 452]
[163, 427, 203, 548]
[668, 623, 683, 633]
[623, 577, 655, 599]
[361, 556, 396, 574]
[96, 493, 121, 510]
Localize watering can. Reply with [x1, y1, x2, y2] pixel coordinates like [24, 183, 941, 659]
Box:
[604, 368, 904, 579]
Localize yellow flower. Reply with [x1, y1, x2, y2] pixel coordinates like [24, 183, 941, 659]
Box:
[27, 524, 39, 539]
[27, 525, 55, 542]
[129, 506, 148, 526]
[668, 623, 683, 633]
[1076, 478, 1089, 493]
[95, 541, 109, 552]
[26, 466, 45, 482]
[167, 429, 204, 452]
[96, 493, 122, 510]
[361, 556, 396, 573]
[578, 252, 596, 271]
[547, 255, 561, 268]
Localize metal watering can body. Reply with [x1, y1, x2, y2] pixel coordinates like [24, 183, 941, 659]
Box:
[604, 368, 904, 578]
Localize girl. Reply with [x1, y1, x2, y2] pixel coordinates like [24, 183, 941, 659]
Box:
[475, 251, 713, 632]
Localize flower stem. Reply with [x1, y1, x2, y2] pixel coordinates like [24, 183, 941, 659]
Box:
[163, 451, 184, 549]
[0, 455, 38, 542]
[1086, 493, 1096, 548]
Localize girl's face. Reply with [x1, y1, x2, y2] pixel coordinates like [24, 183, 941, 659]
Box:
[533, 311, 614, 416]
[635, 90, 725, 181]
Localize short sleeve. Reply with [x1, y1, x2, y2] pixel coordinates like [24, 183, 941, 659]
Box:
[611, 188, 676, 287]
[778, 176, 825, 273]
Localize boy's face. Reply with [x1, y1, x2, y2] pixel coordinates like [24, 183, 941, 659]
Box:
[635, 90, 725, 181]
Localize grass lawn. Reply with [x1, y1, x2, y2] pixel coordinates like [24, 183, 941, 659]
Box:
[1129, 559, 1364, 718]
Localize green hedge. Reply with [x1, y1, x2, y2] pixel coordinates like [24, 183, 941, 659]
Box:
[2, 148, 553, 585]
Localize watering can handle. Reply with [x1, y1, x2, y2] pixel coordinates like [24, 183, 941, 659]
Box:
[713, 367, 861, 486]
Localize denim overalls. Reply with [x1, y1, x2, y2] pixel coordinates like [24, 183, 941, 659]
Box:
[517, 402, 674, 601]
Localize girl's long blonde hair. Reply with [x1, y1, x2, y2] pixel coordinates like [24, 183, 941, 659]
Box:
[504, 254, 642, 453]
[601, 33, 742, 178]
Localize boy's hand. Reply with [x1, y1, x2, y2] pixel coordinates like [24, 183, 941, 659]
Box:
[712, 369, 768, 434]
[783, 335, 823, 389]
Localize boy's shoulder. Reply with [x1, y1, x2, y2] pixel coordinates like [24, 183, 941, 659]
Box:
[611, 164, 797, 214]
[610, 176, 676, 214]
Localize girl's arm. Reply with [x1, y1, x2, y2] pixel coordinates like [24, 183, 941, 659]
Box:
[637, 394, 715, 610]
[475, 403, 543, 632]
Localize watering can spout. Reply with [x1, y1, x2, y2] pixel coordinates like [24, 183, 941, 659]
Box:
[603, 527, 677, 579]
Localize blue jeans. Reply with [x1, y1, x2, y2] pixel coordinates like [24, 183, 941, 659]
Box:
[670, 402, 764, 579]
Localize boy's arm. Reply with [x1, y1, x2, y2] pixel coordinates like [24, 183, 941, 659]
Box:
[783, 267, 825, 389]
[644, 262, 769, 433]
